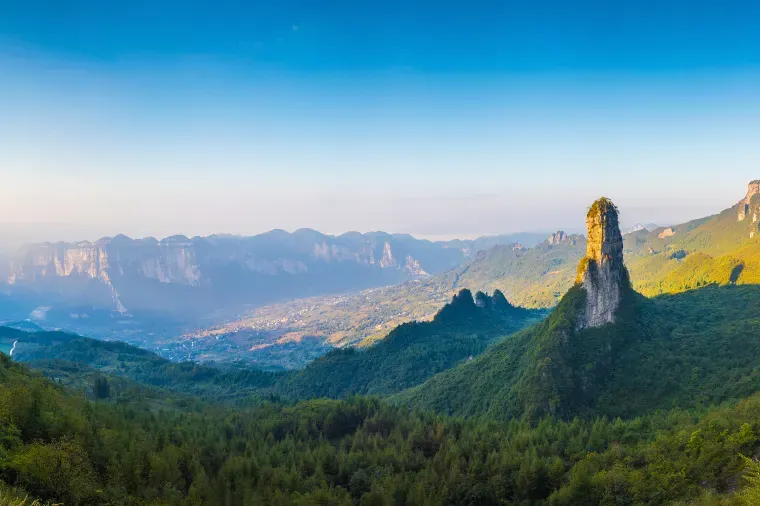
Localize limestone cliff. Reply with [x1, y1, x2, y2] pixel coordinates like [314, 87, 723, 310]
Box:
[7, 231, 452, 314]
[737, 180, 760, 221]
[379, 241, 395, 268]
[9, 237, 202, 287]
[8, 241, 128, 313]
[575, 198, 630, 329]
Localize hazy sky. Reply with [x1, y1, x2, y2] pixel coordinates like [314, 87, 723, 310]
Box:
[2, 1, 760, 241]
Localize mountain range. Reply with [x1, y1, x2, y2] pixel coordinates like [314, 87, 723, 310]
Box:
[5, 191, 760, 504]
[180, 180, 760, 368]
[1, 229, 545, 334]
[11, 188, 760, 411]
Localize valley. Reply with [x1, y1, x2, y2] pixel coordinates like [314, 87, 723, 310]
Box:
[0, 231, 545, 362]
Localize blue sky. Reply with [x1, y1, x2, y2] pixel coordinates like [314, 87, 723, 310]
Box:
[1, 1, 760, 240]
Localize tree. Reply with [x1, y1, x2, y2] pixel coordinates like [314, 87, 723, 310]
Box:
[93, 376, 110, 399]
[739, 455, 760, 506]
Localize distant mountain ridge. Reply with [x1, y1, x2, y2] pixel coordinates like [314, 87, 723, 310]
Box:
[4, 229, 546, 321]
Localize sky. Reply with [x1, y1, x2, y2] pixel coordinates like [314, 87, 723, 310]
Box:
[2, 0, 760, 242]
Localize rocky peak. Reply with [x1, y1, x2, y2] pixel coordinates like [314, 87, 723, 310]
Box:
[737, 180, 760, 221]
[450, 288, 475, 307]
[403, 255, 428, 277]
[575, 197, 629, 329]
[547, 231, 568, 245]
[435, 288, 522, 323]
[621, 223, 646, 235]
[379, 242, 395, 268]
[484, 289, 517, 313]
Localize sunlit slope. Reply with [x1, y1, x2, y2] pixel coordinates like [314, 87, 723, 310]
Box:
[399, 197, 760, 421]
[626, 195, 760, 296]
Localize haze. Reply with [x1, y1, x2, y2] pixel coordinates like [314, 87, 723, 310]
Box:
[2, 1, 760, 241]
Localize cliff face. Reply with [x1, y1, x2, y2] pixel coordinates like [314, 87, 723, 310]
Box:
[9, 236, 434, 285]
[9, 238, 202, 285]
[8, 240, 129, 313]
[737, 180, 760, 221]
[7, 231, 467, 314]
[575, 198, 629, 329]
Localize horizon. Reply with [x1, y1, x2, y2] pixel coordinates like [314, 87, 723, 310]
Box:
[0, 186, 748, 247]
[0, 221, 562, 246]
[3, 1, 760, 238]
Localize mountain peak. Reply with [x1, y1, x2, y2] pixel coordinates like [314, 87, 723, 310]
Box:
[576, 197, 629, 329]
[450, 288, 475, 307]
[547, 230, 568, 245]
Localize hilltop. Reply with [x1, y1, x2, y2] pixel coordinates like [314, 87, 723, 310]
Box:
[1, 326, 280, 402]
[278, 289, 543, 398]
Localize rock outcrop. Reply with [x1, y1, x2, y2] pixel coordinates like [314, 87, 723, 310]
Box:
[403, 256, 428, 277]
[435, 288, 524, 323]
[546, 230, 579, 246]
[547, 231, 568, 245]
[379, 242, 395, 268]
[622, 223, 647, 235]
[575, 198, 630, 329]
[737, 180, 760, 221]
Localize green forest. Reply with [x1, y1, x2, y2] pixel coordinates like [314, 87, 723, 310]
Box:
[3, 351, 760, 505]
[4, 282, 760, 504]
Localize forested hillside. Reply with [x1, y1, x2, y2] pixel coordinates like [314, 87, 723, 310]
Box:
[3, 352, 760, 505]
[2, 326, 282, 402]
[399, 198, 760, 421]
[279, 289, 543, 398]
[4, 288, 543, 403]
[397, 283, 760, 420]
